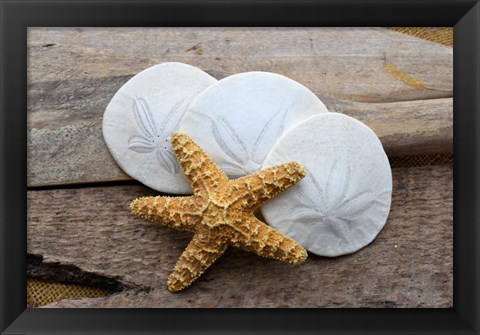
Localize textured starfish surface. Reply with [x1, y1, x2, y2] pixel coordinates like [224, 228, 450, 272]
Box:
[130, 132, 308, 292]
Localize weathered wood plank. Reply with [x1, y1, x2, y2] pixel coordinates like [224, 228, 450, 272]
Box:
[27, 121, 130, 187]
[27, 165, 453, 308]
[27, 97, 452, 187]
[27, 27, 452, 130]
[340, 98, 453, 156]
[27, 27, 452, 187]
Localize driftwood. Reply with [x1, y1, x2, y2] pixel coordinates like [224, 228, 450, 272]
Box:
[27, 165, 452, 308]
[26, 27, 453, 308]
[27, 27, 452, 187]
[28, 97, 452, 187]
[28, 27, 452, 131]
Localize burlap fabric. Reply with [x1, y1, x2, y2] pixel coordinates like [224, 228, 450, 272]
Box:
[27, 278, 112, 307]
[27, 27, 453, 307]
[389, 27, 453, 47]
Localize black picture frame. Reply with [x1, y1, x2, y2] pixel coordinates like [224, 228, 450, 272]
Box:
[1, 0, 479, 334]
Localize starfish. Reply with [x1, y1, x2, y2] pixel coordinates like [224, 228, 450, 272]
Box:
[130, 132, 308, 292]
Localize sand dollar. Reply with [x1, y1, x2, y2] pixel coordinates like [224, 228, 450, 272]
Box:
[261, 113, 392, 257]
[102, 62, 217, 194]
[178, 71, 329, 178]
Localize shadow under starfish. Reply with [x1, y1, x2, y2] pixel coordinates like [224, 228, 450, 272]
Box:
[130, 132, 308, 292]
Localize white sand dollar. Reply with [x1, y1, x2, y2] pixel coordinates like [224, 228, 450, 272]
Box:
[103, 62, 217, 194]
[261, 113, 392, 257]
[179, 71, 329, 177]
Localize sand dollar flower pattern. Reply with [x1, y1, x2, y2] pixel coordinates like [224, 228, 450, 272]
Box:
[205, 105, 289, 177]
[178, 71, 329, 179]
[291, 161, 388, 245]
[102, 62, 218, 194]
[127, 97, 188, 175]
[261, 113, 393, 257]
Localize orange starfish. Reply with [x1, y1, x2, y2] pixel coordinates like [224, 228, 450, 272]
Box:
[130, 132, 307, 292]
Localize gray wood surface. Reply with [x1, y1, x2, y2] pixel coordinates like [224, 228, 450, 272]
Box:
[27, 27, 453, 308]
[28, 165, 453, 308]
[28, 97, 452, 187]
[27, 27, 452, 187]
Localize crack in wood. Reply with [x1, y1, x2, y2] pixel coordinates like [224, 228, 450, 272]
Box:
[27, 254, 150, 294]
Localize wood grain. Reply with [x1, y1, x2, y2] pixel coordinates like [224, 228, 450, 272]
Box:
[28, 27, 452, 131]
[27, 97, 452, 187]
[26, 28, 453, 308]
[27, 27, 452, 187]
[27, 165, 453, 308]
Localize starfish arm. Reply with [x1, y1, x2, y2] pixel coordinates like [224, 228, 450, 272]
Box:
[171, 132, 229, 195]
[230, 162, 306, 210]
[230, 215, 307, 265]
[167, 229, 228, 292]
[130, 196, 201, 232]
